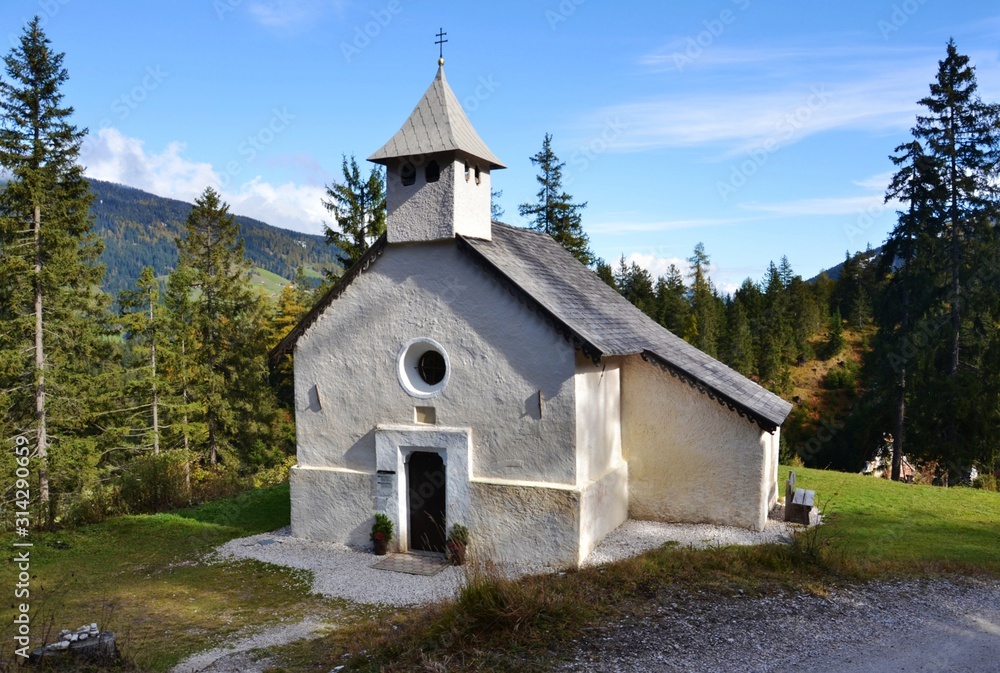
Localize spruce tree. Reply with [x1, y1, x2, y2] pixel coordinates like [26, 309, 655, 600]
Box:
[119, 266, 165, 454]
[175, 188, 261, 466]
[684, 243, 719, 357]
[656, 264, 689, 337]
[0, 17, 108, 521]
[161, 264, 202, 487]
[913, 39, 999, 378]
[518, 133, 593, 265]
[872, 40, 1000, 478]
[595, 258, 617, 290]
[323, 154, 386, 279]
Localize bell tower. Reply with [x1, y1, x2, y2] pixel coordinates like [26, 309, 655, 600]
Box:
[368, 61, 505, 243]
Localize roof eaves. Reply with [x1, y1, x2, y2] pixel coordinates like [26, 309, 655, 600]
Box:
[268, 235, 388, 365]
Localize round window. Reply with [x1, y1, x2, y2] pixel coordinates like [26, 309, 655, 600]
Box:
[397, 338, 450, 398]
[417, 350, 446, 385]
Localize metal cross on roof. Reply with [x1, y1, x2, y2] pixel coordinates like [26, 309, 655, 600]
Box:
[435, 28, 448, 65]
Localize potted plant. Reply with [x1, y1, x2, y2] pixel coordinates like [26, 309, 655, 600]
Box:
[371, 513, 393, 555]
[446, 523, 469, 565]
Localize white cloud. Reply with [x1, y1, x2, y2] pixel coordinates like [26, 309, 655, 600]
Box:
[590, 77, 920, 155]
[83, 127, 329, 235]
[625, 251, 687, 279]
[577, 43, 945, 156]
[736, 172, 902, 218]
[738, 196, 887, 217]
[247, 0, 343, 29]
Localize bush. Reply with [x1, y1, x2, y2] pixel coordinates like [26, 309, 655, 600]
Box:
[118, 451, 192, 514]
[973, 473, 998, 492]
[824, 360, 859, 390]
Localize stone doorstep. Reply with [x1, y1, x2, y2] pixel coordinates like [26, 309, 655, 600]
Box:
[371, 551, 450, 576]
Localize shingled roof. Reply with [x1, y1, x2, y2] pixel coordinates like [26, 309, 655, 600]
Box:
[368, 66, 505, 169]
[458, 223, 793, 431]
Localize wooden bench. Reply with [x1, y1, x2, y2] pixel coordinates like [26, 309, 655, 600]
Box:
[784, 471, 817, 525]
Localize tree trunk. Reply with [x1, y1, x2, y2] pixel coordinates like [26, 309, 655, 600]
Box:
[33, 203, 49, 522]
[149, 291, 160, 455]
[892, 286, 908, 482]
[949, 158, 960, 377]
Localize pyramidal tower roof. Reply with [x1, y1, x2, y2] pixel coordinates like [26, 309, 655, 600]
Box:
[368, 66, 506, 169]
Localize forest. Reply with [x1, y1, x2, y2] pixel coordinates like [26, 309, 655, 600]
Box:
[1, 22, 998, 530]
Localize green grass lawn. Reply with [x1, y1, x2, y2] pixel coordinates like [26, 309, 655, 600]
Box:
[0, 484, 348, 671]
[2, 468, 997, 672]
[779, 465, 1000, 574]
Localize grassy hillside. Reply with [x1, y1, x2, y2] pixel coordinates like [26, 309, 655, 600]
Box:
[90, 179, 342, 298]
[784, 326, 872, 470]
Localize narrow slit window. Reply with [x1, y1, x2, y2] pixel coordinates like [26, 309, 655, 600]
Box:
[474, 165, 481, 185]
[425, 160, 440, 183]
[401, 162, 416, 186]
[464, 162, 470, 182]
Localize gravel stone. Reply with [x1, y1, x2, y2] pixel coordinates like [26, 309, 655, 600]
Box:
[557, 577, 1000, 673]
[201, 521, 997, 672]
[214, 519, 794, 606]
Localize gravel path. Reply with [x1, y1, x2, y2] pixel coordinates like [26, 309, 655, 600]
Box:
[199, 521, 997, 672]
[214, 518, 795, 607]
[558, 577, 1000, 673]
[170, 618, 330, 673]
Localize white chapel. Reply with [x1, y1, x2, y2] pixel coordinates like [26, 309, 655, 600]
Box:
[271, 62, 792, 567]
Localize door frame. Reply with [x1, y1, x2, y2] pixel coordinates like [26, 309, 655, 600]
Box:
[375, 425, 471, 553]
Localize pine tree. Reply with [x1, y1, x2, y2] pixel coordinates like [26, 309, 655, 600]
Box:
[323, 154, 386, 279]
[684, 243, 719, 357]
[518, 133, 593, 265]
[175, 188, 260, 465]
[613, 256, 656, 318]
[913, 39, 999, 378]
[119, 267, 165, 454]
[161, 264, 202, 487]
[656, 264, 689, 337]
[725, 299, 756, 377]
[490, 189, 505, 221]
[758, 261, 792, 391]
[871, 40, 1000, 478]
[595, 258, 616, 290]
[0, 17, 108, 521]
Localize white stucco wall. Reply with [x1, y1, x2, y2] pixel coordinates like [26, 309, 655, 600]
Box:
[289, 465, 374, 547]
[578, 463, 629, 564]
[386, 156, 455, 243]
[451, 156, 491, 240]
[574, 354, 623, 484]
[385, 155, 491, 243]
[469, 479, 581, 567]
[621, 356, 775, 531]
[291, 242, 580, 548]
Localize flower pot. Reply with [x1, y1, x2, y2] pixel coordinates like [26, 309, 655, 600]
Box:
[373, 538, 389, 556]
[448, 543, 466, 566]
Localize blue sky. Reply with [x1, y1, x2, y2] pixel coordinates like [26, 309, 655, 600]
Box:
[3, 1, 999, 292]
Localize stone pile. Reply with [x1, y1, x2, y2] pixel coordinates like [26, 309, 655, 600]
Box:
[38, 623, 99, 652]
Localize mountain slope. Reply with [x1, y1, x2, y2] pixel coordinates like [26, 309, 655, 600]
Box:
[89, 180, 340, 297]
